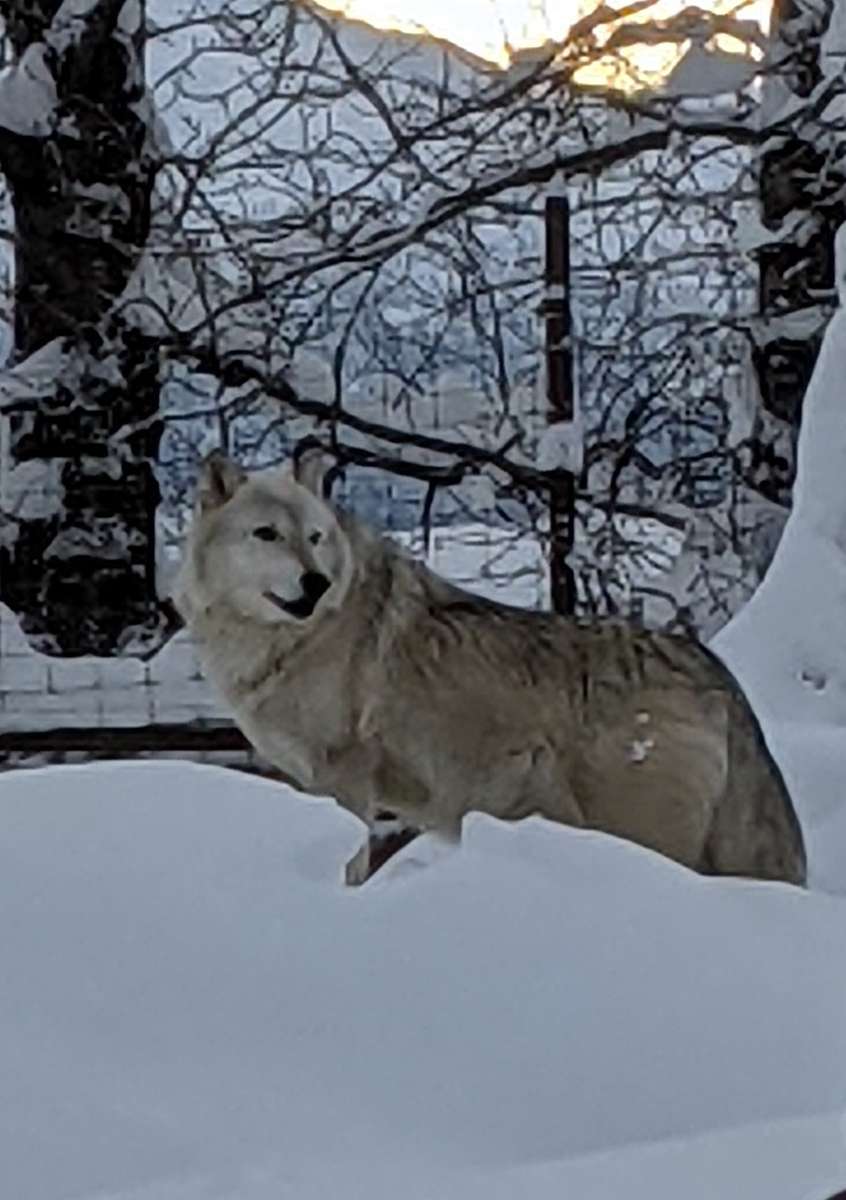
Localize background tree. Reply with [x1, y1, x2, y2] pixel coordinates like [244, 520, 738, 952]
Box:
[750, 0, 846, 508]
[0, 0, 826, 655]
[0, 0, 168, 655]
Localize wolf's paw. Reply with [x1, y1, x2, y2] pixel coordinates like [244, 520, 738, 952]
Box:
[343, 824, 421, 886]
[344, 840, 372, 887]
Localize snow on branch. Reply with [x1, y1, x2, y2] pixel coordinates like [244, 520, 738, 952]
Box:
[0, 0, 141, 138]
[45, 0, 102, 54]
[0, 43, 57, 136]
[538, 420, 585, 475]
[604, 7, 768, 52]
[0, 339, 72, 413]
[46, 0, 127, 57]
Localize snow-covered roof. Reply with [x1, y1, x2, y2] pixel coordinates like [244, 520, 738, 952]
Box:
[660, 42, 758, 100]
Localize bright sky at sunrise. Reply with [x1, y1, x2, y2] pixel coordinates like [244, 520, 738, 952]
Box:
[316, 0, 771, 85]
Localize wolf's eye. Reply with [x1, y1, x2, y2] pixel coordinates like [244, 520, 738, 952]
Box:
[308, 531, 323, 546]
[252, 525, 278, 542]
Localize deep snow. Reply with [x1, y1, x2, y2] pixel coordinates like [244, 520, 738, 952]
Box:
[0, 760, 845, 1200]
[713, 226, 846, 895]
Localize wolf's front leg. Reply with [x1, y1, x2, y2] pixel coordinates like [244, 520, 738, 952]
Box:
[344, 810, 420, 886]
[324, 743, 426, 885]
[344, 840, 372, 887]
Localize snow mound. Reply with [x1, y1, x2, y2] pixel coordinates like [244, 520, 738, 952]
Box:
[1, 761, 845, 1200]
[713, 229, 846, 894]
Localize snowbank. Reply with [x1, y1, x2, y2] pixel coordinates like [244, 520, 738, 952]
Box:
[1, 761, 844, 1200]
[713, 225, 846, 893]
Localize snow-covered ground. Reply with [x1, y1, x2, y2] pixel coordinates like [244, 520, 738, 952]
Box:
[1, 759, 845, 1200]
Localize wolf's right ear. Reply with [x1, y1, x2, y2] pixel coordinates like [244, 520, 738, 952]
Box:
[293, 440, 338, 498]
[197, 451, 247, 512]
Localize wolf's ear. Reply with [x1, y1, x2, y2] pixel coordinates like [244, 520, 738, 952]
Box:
[293, 441, 337, 498]
[197, 451, 246, 512]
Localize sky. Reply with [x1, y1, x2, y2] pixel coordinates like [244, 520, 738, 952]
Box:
[314, 0, 772, 84]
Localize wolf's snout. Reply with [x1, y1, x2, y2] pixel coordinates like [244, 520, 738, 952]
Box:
[300, 571, 331, 602]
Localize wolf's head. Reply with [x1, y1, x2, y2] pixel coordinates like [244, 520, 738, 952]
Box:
[174, 449, 354, 627]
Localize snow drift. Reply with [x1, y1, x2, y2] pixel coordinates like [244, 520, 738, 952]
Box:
[713, 224, 846, 893]
[0, 761, 844, 1200]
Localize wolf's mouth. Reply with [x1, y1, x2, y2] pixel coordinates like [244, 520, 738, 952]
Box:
[263, 591, 316, 620]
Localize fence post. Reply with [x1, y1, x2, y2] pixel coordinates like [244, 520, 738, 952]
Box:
[543, 183, 577, 614]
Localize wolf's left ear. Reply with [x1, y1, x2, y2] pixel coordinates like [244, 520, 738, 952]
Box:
[197, 451, 247, 511]
[293, 441, 339, 498]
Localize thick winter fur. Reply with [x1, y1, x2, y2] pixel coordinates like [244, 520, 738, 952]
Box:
[174, 452, 807, 887]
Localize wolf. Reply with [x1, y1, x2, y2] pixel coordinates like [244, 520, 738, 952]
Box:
[172, 449, 806, 887]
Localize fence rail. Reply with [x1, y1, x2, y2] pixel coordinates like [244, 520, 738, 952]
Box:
[0, 720, 303, 786]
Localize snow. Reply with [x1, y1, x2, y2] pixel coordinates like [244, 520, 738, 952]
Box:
[537, 417, 584, 474]
[0, 44, 57, 137]
[1, 759, 845, 1200]
[712, 221, 846, 894]
[2, 459, 66, 522]
[661, 42, 758, 99]
[734, 207, 819, 255]
[45, 518, 135, 562]
[0, 337, 71, 412]
[46, 0, 102, 58]
[118, 0, 143, 36]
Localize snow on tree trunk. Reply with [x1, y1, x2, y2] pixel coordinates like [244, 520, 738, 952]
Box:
[751, 0, 846, 509]
[0, 0, 168, 655]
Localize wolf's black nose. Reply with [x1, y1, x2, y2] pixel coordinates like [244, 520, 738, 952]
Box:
[300, 571, 331, 602]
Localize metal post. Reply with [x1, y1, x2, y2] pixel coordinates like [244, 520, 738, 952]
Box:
[543, 186, 577, 614]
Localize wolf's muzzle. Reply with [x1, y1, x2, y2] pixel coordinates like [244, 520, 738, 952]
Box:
[263, 572, 331, 620]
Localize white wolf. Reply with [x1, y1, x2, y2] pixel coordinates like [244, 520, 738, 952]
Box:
[173, 450, 806, 887]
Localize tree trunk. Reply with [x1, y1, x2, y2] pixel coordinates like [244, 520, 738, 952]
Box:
[0, 0, 168, 655]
